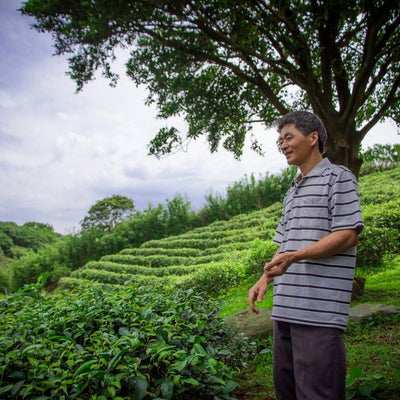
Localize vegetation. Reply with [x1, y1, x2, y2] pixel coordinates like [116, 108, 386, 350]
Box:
[360, 143, 400, 176]
[0, 222, 59, 294]
[2, 170, 293, 293]
[4, 142, 395, 294]
[20, 1, 400, 174]
[80, 195, 135, 232]
[0, 279, 256, 400]
[1, 155, 399, 399]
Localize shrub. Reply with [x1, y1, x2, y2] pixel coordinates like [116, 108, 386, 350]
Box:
[0, 280, 256, 399]
[176, 261, 248, 297]
[359, 168, 400, 205]
[356, 226, 400, 269]
[356, 199, 400, 269]
[243, 240, 279, 276]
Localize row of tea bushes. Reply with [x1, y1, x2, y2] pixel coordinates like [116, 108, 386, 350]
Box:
[61, 259, 248, 298]
[119, 241, 252, 256]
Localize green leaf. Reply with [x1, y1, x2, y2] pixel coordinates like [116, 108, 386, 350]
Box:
[107, 349, 126, 371]
[11, 381, 25, 396]
[107, 386, 116, 397]
[182, 378, 198, 386]
[0, 385, 13, 395]
[192, 343, 206, 356]
[130, 376, 148, 400]
[160, 379, 174, 399]
[223, 380, 237, 394]
[348, 366, 363, 379]
[73, 359, 97, 379]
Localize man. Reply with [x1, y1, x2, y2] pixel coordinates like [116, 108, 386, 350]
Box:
[248, 111, 364, 400]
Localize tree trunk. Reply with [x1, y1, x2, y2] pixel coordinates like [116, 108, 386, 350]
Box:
[322, 118, 363, 178]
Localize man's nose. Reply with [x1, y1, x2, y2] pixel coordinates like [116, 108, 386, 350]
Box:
[280, 141, 288, 151]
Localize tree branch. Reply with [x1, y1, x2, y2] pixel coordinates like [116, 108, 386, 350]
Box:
[342, 3, 397, 122]
[359, 73, 400, 137]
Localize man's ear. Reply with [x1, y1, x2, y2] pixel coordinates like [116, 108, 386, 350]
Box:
[310, 131, 319, 147]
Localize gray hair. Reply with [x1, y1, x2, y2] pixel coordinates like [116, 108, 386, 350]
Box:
[275, 111, 328, 154]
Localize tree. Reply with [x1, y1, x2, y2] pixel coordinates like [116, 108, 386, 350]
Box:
[21, 0, 400, 176]
[80, 195, 135, 232]
[0, 221, 58, 252]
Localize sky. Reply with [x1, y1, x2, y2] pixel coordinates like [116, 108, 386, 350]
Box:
[1, 1, 399, 234]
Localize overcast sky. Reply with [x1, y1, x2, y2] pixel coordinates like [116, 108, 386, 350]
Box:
[1, 1, 399, 234]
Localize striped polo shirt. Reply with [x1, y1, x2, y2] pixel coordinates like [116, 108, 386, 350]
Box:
[272, 158, 364, 330]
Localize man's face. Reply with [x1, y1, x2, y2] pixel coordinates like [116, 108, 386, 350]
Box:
[278, 123, 316, 166]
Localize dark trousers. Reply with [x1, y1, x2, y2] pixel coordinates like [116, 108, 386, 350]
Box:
[273, 321, 346, 400]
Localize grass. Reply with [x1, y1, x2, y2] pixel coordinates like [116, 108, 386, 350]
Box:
[219, 275, 274, 318]
[223, 255, 400, 399]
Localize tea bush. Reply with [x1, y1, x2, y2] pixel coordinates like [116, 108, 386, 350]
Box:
[82, 260, 200, 277]
[0, 279, 256, 400]
[120, 247, 202, 257]
[359, 168, 400, 205]
[356, 226, 400, 269]
[357, 199, 400, 269]
[101, 253, 228, 268]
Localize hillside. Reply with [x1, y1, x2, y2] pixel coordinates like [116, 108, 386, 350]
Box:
[60, 167, 400, 296]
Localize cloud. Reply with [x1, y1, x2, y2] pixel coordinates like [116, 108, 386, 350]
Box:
[1, 0, 399, 234]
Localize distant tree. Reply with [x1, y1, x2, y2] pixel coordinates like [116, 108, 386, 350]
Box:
[360, 143, 400, 174]
[0, 231, 13, 257]
[81, 195, 135, 232]
[21, 0, 400, 176]
[0, 221, 58, 253]
[164, 195, 198, 235]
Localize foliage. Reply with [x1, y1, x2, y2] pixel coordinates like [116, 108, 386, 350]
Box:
[199, 167, 296, 224]
[353, 255, 400, 307]
[359, 166, 400, 205]
[0, 279, 256, 399]
[8, 165, 400, 293]
[0, 256, 10, 294]
[81, 195, 135, 232]
[55, 168, 400, 300]
[20, 1, 400, 174]
[0, 221, 58, 255]
[356, 199, 400, 269]
[360, 143, 400, 176]
[0, 222, 59, 292]
[346, 366, 385, 399]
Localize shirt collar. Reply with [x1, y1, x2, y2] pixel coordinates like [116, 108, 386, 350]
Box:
[292, 158, 332, 185]
[305, 158, 332, 178]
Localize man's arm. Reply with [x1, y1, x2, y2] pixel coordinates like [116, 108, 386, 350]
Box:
[264, 229, 359, 278]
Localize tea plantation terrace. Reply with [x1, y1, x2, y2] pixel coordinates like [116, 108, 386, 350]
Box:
[60, 203, 282, 291]
[60, 168, 400, 297]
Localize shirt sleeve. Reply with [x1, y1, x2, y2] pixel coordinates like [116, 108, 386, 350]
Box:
[273, 217, 284, 245]
[329, 168, 364, 233]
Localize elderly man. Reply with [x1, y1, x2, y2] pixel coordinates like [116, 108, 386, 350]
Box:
[249, 111, 364, 400]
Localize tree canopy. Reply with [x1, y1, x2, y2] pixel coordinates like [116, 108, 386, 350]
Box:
[21, 0, 400, 175]
[80, 195, 135, 232]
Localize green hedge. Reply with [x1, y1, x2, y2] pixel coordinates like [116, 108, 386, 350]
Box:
[141, 230, 274, 250]
[80, 261, 200, 277]
[120, 247, 202, 257]
[100, 253, 227, 268]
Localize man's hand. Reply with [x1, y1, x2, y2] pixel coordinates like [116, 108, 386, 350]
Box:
[264, 230, 359, 278]
[249, 274, 272, 314]
[264, 252, 295, 278]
